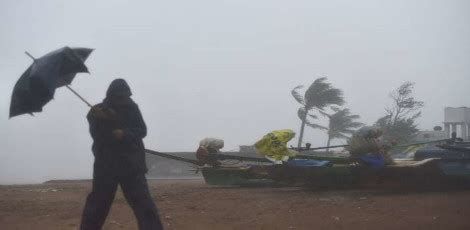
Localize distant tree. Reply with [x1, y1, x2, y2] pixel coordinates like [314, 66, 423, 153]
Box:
[321, 108, 363, 151]
[376, 117, 419, 144]
[375, 82, 424, 143]
[292, 77, 344, 148]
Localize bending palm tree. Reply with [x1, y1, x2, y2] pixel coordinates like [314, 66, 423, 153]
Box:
[292, 77, 344, 148]
[322, 108, 363, 151]
[297, 107, 328, 132]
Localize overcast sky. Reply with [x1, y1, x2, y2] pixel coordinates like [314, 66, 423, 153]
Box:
[1, 0, 469, 184]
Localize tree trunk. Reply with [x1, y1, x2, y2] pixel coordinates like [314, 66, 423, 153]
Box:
[326, 136, 331, 153]
[297, 108, 308, 148]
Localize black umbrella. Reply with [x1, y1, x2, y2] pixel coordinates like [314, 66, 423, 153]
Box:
[10, 46, 94, 118]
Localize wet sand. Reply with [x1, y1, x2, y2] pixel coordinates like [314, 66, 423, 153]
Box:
[1, 179, 469, 230]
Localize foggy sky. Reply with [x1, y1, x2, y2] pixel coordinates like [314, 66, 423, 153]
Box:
[1, 0, 469, 184]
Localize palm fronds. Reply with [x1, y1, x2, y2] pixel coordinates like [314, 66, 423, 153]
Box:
[304, 77, 345, 110]
[291, 85, 305, 106]
[327, 108, 364, 141]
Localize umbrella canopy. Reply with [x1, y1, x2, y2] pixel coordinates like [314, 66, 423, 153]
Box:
[9, 46, 93, 118]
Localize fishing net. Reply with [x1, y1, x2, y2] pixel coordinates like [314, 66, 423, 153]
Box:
[199, 138, 224, 153]
[196, 138, 224, 167]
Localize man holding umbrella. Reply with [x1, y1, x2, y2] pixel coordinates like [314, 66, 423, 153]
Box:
[80, 79, 163, 230]
[10, 47, 163, 229]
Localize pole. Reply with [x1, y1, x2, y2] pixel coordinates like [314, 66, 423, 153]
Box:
[65, 85, 92, 107]
[145, 149, 203, 166]
[393, 138, 453, 148]
[293, 144, 348, 152]
[294, 139, 452, 153]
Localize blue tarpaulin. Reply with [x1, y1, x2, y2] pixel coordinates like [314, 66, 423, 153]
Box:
[286, 159, 332, 167]
[360, 154, 385, 169]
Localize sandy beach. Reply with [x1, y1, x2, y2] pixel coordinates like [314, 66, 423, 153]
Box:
[0, 179, 469, 230]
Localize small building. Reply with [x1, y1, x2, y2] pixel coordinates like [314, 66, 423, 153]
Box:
[444, 107, 470, 141]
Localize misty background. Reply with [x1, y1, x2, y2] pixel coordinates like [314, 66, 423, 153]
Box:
[1, 0, 469, 184]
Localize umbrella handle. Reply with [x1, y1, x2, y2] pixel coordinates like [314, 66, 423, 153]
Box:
[25, 51, 36, 61]
[65, 85, 92, 107]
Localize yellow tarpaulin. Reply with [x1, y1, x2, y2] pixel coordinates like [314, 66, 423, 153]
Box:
[254, 129, 298, 161]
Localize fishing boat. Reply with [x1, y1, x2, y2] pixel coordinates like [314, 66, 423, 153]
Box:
[145, 140, 470, 189]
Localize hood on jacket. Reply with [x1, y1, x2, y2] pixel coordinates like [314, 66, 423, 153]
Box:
[106, 79, 132, 99]
[104, 79, 134, 107]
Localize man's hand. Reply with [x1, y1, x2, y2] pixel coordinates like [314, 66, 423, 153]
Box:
[90, 106, 107, 118]
[112, 129, 125, 140]
[90, 106, 117, 120]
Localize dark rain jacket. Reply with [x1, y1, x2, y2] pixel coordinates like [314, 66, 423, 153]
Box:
[87, 79, 148, 175]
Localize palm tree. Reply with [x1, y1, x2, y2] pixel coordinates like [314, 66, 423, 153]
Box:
[297, 107, 328, 131]
[322, 108, 363, 151]
[292, 77, 344, 148]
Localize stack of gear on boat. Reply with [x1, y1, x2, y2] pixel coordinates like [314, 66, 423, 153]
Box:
[196, 138, 224, 167]
[346, 126, 394, 168]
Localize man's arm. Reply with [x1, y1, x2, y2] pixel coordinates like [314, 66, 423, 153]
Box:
[121, 104, 147, 142]
[87, 106, 115, 142]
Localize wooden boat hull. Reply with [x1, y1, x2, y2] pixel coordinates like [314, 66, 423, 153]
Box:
[201, 158, 470, 188]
